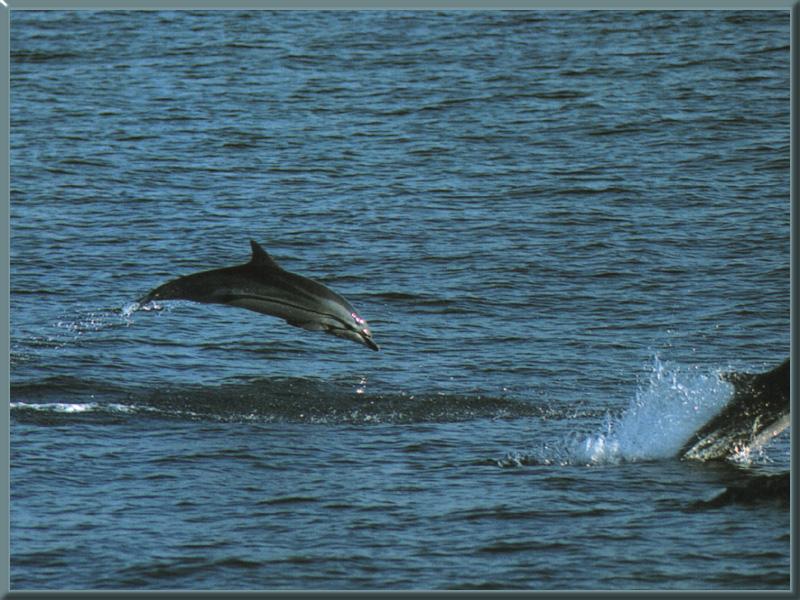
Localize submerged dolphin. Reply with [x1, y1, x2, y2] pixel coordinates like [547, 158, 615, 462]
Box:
[679, 358, 789, 460]
[138, 240, 379, 351]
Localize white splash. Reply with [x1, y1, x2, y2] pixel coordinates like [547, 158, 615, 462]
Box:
[121, 302, 141, 318]
[10, 401, 138, 414]
[572, 357, 734, 465]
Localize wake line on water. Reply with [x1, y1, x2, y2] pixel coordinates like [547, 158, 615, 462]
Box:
[9, 389, 589, 426]
[12, 355, 768, 466]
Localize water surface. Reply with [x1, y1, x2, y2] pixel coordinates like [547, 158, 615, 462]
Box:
[10, 10, 790, 590]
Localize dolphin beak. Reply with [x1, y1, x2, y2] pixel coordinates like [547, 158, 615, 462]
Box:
[358, 324, 379, 351]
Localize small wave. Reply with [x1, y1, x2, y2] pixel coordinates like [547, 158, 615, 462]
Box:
[117, 555, 262, 587]
[533, 89, 589, 100]
[689, 473, 789, 509]
[12, 49, 83, 63]
[255, 496, 318, 506]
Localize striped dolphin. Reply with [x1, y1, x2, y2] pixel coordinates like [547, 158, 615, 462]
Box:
[679, 358, 789, 460]
[138, 240, 379, 351]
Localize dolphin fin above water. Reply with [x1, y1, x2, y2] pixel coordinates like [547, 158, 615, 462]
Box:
[138, 240, 379, 351]
[679, 358, 789, 461]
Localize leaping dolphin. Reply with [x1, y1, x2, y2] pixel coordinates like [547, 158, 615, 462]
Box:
[138, 240, 379, 351]
[679, 358, 789, 460]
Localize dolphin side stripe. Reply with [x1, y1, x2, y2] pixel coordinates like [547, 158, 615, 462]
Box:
[222, 294, 354, 328]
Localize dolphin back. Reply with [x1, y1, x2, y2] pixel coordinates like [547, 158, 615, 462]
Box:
[138, 265, 250, 305]
[138, 241, 291, 306]
[679, 358, 790, 460]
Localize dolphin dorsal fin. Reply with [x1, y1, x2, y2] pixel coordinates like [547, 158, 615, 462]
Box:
[249, 240, 282, 271]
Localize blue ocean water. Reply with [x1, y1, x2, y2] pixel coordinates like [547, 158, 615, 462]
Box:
[10, 10, 790, 590]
